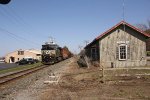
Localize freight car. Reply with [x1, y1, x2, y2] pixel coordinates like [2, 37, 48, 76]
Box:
[41, 41, 72, 64]
[61, 46, 72, 59]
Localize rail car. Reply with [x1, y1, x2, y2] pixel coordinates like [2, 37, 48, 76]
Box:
[41, 41, 72, 65]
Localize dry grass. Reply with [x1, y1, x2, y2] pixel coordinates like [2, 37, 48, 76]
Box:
[0, 62, 42, 75]
[39, 59, 150, 100]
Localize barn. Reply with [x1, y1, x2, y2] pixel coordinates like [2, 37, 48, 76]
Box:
[85, 21, 150, 68]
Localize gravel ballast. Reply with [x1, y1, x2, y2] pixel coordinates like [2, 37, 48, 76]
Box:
[0, 58, 73, 100]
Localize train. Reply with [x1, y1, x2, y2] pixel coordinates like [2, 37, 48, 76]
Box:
[41, 40, 72, 64]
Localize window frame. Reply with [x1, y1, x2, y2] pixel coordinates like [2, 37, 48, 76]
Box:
[91, 47, 97, 60]
[18, 51, 24, 55]
[119, 44, 127, 61]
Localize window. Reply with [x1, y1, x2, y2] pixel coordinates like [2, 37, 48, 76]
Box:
[18, 51, 24, 55]
[91, 48, 97, 60]
[117, 29, 120, 33]
[36, 54, 41, 56]
[119, 44, 127, 60]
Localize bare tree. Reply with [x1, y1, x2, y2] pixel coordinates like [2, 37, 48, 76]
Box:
[84, 40, 89, 46]
[136, 24, 148, 31]
[136, 20, 150, 52]
[136, 20, 150, 34]
[78, 45, 83, 51]
[145, 20, 150, 34]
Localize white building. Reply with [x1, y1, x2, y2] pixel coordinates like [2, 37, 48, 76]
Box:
[5, 49, 41, 63]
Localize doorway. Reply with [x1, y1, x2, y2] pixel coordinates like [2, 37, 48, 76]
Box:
[10, 56, 15, 63]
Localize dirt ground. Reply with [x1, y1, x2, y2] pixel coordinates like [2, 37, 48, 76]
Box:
[2, 57, 149, 100]
[39, 58, 150, 100]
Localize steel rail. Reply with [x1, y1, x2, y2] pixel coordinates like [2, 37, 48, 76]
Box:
[0, 65, 49, 85]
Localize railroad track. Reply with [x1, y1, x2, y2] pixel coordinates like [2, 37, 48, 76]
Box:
[0, 65, 49, 85]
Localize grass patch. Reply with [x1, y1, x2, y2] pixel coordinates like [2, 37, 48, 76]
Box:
[71, 68, 150, 82]
[0, 62, 43, 75]
[104, 69, 150, 76]
[113, 89, 127, 97]
[73, 71, 100, 81]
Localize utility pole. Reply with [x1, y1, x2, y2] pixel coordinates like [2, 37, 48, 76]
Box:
[101, 63, 105, 83]
[122, 0, 125, 21]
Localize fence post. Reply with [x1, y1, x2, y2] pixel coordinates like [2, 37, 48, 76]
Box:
[100, 63, 105, 83]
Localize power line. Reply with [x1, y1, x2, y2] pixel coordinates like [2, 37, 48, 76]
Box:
[0, 6, 42, 48]
[7, 5, 36, 35]
[0, 5, 41, 39]
[0, 6, 16, 26]
[0, 27, 40, 47]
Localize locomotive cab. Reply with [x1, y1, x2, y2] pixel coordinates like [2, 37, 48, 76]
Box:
[41, 41, 62, 64]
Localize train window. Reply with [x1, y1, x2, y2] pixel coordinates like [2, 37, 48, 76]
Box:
[42, 45, 55, 50]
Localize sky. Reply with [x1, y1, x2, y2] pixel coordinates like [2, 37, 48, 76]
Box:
[0, 0, 150, 56]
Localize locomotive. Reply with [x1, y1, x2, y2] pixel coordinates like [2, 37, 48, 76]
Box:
[41, 40, 72, 64]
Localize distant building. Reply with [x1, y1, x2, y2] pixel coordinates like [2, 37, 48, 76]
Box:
[5, 49, 41, 63]
[85, 21, 150, 68]
[0, 57, 5, 63]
